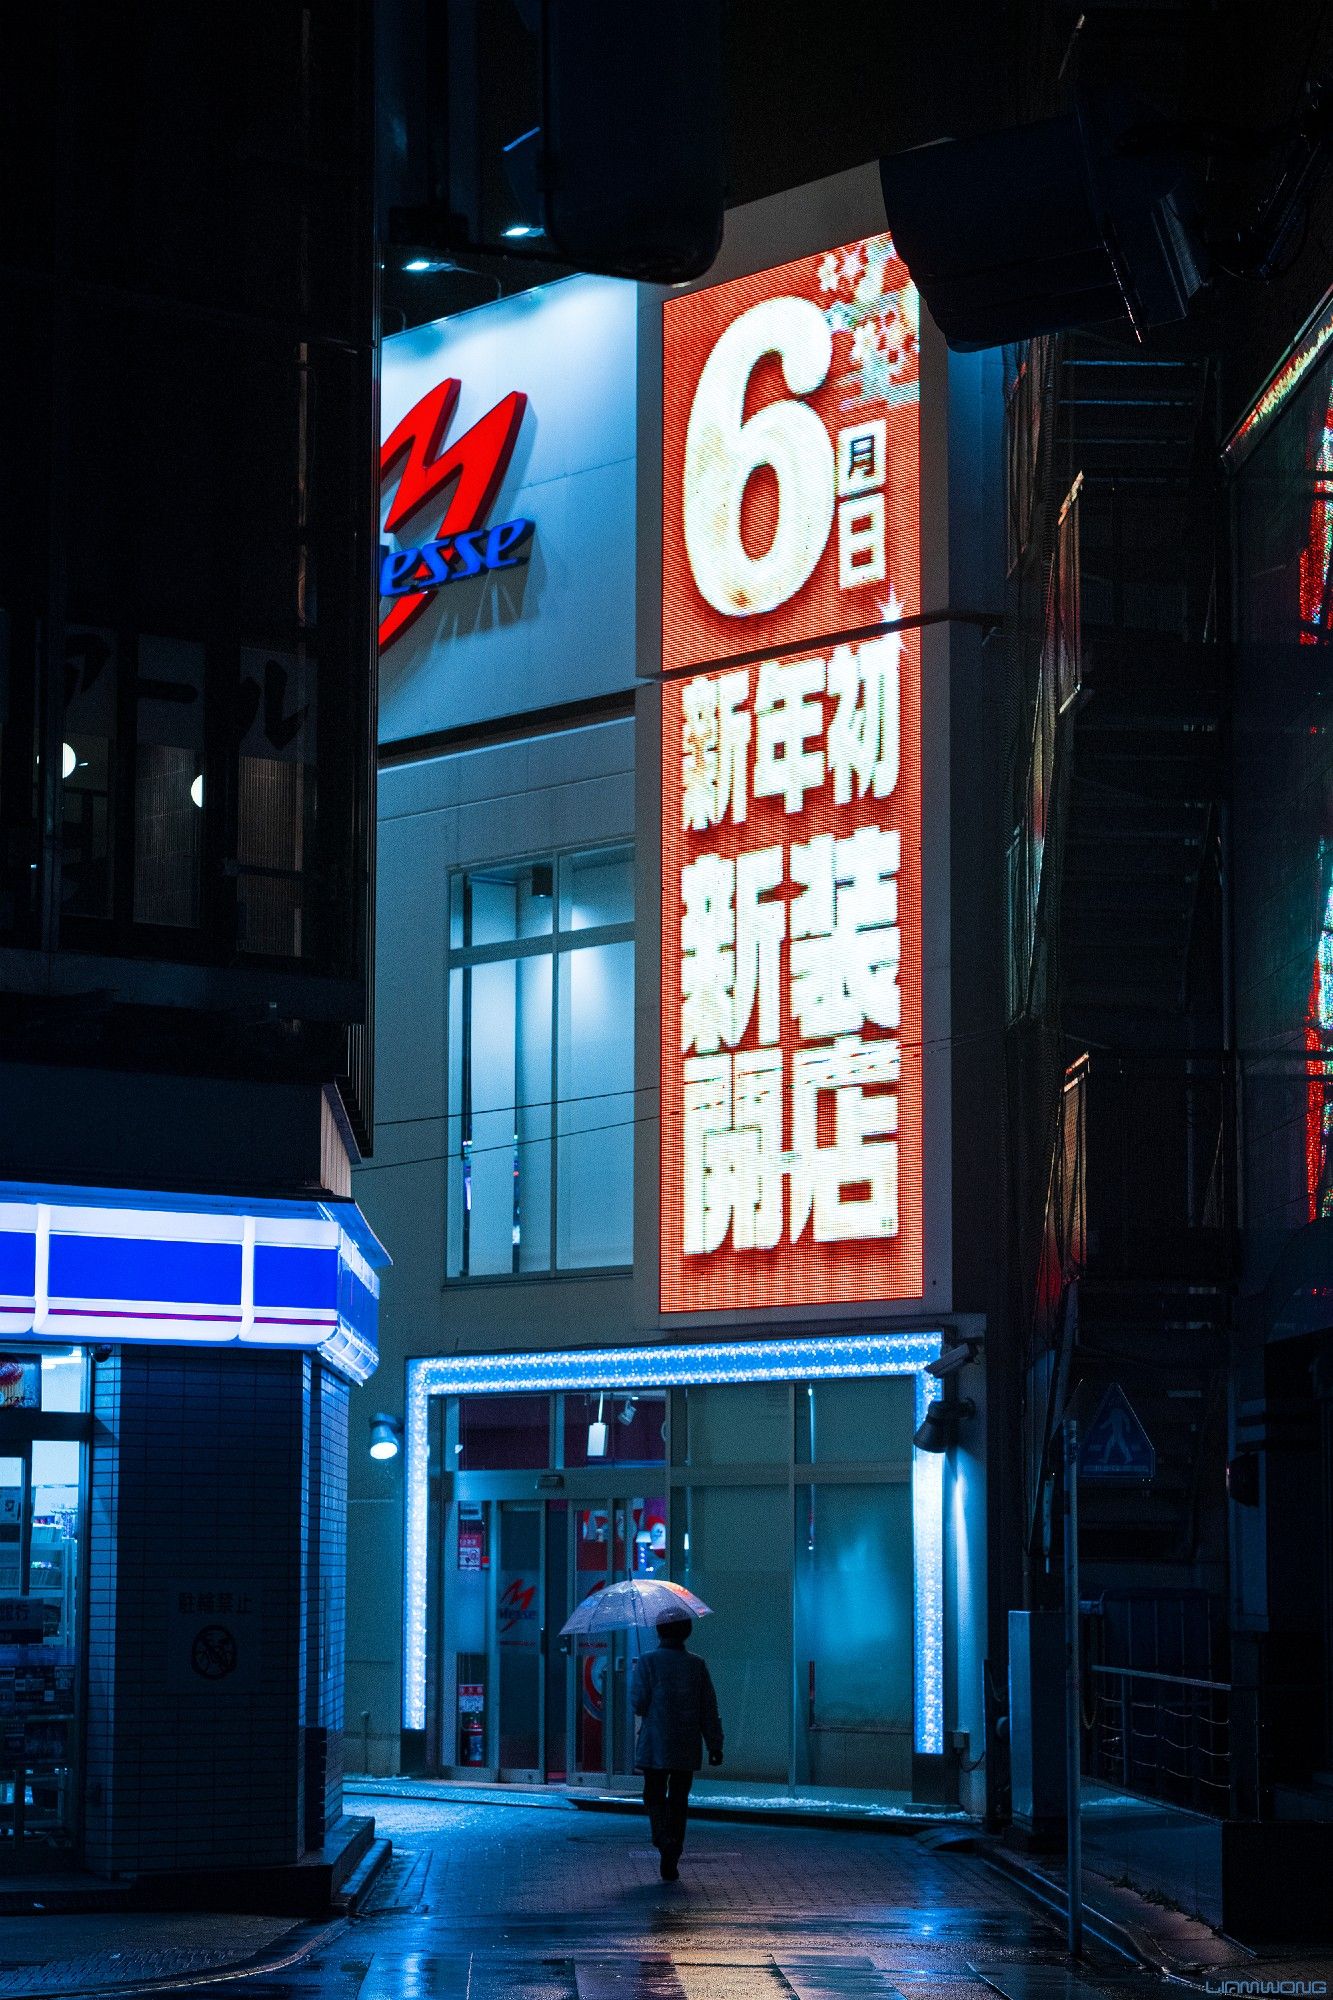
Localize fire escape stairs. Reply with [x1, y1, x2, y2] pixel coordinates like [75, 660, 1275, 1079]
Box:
[1028, 342, 1226, 1571]
[1057, 347, 1219, 1035]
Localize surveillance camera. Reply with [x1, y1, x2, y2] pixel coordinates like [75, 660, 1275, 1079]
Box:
[927, 1340, 980, 1379]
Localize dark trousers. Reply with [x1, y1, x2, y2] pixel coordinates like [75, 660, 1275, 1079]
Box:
[642, 1768, 693, 1857]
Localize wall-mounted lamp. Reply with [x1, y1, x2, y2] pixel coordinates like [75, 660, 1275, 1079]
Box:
[369, 1413, 404, 1462]
[617, 1395, 639, 1427]
[913, 1398, 975, 1454]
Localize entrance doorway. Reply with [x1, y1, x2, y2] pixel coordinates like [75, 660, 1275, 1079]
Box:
[441, 1488, 669, 1783]
[0, 1350, 89, 1863]
[423, 1370, 930, 1797]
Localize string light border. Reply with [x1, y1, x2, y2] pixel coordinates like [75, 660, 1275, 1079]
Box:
[403, 1330, 945, 1755]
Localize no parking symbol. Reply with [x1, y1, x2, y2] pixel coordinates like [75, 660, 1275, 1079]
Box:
[169, 1584, 263, 1693]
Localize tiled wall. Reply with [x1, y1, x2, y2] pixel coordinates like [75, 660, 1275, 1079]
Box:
[308, 1365, 349, 1843]
[83, 1346, 349, 1877]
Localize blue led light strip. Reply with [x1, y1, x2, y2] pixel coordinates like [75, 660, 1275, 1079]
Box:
[403, 1330, 945, 1756]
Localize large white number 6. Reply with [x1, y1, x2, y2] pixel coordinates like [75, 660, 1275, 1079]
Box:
[683, 296, 835, 618]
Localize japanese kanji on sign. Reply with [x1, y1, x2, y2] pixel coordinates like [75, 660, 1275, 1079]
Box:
[660, 234, 923, 1313]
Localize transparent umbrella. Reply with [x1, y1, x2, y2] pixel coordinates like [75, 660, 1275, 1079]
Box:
[559, 1577, 711, 1641]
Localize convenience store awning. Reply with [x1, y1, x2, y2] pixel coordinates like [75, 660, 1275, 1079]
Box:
[0, 1182, 386, 1385]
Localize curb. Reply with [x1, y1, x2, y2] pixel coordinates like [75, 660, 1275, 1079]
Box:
[346, 1779, 970, 1837]
[335, 1835, 393, 1915]
[0, 1916, 343, 2000]
[570, 1793, 958, 1837]
[980, 1842, 1214, 1987]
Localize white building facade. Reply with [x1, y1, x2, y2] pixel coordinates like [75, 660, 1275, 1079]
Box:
[349, 168, 1005, 1815]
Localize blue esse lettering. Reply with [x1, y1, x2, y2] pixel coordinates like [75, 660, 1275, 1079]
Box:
[381, 520, 535, 598]
[451, 530, 487, 579]
[379, 546, 420, 596]
[418, 539, 454, 586]
[485, 518, 534, 569]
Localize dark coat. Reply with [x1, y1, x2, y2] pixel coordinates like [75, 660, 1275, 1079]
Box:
[630, 1643, 724, 1772]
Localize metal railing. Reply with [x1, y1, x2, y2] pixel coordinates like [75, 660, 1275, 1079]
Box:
[1084, 1662, 1232, 1816]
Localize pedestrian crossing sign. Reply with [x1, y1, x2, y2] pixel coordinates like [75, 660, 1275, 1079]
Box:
[1079, 1383, 1155, 1482]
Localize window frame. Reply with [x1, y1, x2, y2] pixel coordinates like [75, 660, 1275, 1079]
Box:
[444, 841, 635, 1283]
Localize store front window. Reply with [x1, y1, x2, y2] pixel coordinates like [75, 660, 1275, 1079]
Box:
[446, 845, 635, 1278]
[0, 1349, 89, 1862]
[431, 1372, 918, 1796]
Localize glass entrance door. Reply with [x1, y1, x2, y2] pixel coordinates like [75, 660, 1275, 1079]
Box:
[568, 1492, 668, 1785]
[442, 1485, 668, 1784]
[496, 1501, 543, 1776]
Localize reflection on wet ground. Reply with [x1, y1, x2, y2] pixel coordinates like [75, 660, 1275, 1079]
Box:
[133, 1795, 1164, 2000]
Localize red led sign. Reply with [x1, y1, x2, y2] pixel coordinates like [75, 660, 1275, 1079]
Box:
[660, 234, 923, 1314]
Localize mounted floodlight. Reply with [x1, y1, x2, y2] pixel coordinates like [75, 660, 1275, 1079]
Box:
[617, 1396, 639, 1427]
[369, 1413, 404, 1461]
[913, 1398, 976, 1454]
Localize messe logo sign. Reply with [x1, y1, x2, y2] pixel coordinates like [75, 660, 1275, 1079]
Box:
[659, 233, 923, 1313]
[379, 377, 532, 652]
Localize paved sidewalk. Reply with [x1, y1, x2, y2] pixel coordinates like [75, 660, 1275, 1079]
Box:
[1, 1791, 1329, 1999]
[301, 1791, 1141, 2000]
[0, 1910, 319, 1998]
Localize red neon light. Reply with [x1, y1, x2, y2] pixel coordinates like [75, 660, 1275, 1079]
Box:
[379, 379, 528, 651]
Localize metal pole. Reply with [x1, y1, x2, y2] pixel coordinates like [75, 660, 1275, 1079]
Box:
[1063, 1419, 1083, 1958]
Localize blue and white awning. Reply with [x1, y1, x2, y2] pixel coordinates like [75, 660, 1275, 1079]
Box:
[0, 1184, 386, 1385]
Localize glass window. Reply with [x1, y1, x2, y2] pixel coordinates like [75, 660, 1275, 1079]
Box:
[796, 1377, 915, 1465]
[133, 636, 205, 928]
[557, 939, 634, 1270]
[560, 844, 633, 932]
[680, 1484, 792, 1781]
[674, 1382, 791, 1467]
[0, 1349, 85, 1855]
[795, 1482, 913, 1791]
[447, 845, 634, 1277]
[457, 1394, 551, 1471]
[61, 626, 118, 920]
[452, 859, 554, 949]
[235, 645, 317, 959]
[448, 956, 552, 1277]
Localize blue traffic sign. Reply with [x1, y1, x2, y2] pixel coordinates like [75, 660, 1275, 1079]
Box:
[1079, 1384, 1155, 1482]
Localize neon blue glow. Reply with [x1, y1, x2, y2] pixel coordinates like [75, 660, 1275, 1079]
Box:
[402, 1330, 945, 1754]
[913, 1370, 945, 1756]
[0, 1183, 387, 1386]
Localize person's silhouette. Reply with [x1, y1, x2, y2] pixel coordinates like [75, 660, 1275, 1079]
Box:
[630, 1612, 724, 1880]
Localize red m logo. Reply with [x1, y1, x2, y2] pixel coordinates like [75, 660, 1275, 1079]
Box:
[379, 379, 528, 651]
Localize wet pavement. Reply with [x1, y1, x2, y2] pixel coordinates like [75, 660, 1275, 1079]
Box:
[144, 1792, 1157, 2000]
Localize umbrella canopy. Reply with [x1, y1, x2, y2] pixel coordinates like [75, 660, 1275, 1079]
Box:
[560, 1577, 711, 1638]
